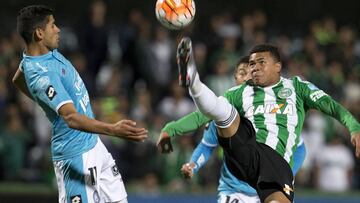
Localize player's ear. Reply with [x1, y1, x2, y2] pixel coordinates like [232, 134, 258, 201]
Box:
[34, 28, 43, 41]
[275, 61, 281, 73]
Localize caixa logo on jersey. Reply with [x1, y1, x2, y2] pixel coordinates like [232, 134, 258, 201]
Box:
[245, 103, 295, 116]
[46, 85, 57, 100]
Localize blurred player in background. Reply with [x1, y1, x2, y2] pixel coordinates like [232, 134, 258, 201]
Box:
[158, 56, 306, 203]
[159, 37, 360, 203]
[13, 5, 147, 203]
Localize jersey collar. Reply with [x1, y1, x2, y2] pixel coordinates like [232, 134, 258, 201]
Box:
[23, 49, 57, 61]
[247, 77, 284, 89]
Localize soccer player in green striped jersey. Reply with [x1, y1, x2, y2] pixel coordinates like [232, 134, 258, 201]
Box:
[167, 37, 360, 203]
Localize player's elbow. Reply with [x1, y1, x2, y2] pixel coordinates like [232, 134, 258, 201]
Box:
[63, 112, 81, 130]
[12, 74, 20, 86]
[12, 76, 16, 84]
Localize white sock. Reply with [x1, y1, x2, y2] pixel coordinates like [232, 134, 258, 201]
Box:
[189, 73, 202, 97]
[189, 77, 237, 128]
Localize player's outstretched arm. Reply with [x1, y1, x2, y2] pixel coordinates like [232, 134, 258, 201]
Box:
[162, 111, 210, 137]
[297, 78, 360, 157]
[182, 122, 218, 177]
[304, 90, 360, 157]
[59, 103, 148, 142]
[181, 141, 215, 179]
[12, 68, 34, 100]
[157, 111, 210, 153]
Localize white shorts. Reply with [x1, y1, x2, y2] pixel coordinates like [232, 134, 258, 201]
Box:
[54, 138, 127, 203]
[218, 192, 260, 203]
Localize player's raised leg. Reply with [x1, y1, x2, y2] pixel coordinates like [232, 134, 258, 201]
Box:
[177, 37, 239, 138]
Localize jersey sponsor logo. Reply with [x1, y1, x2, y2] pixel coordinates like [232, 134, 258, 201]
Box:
[74, 74, 84, 92]
[88, 166, 97, 185]
[37, 76, 50, 89]
[310, 90, 327, 102]
[46, 85, 57, 100]
[79, 93, 90, 113]
[111, 165, 120, 177]
[25, 62, 33, 69]
[36, 62, 48, 72]
[245, 103, 294, 116]
[93, 190, 100, 203]
[70, 195, 82, 203]
[270, 103, 284, 113]
[196, 154, 205, 169]
[283, 184, 293, 195]
[278, 88, 293, 99]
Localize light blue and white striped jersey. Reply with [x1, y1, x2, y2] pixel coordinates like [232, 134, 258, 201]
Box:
[20, 49, 98, 160]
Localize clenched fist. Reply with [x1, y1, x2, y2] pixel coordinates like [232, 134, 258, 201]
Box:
[157, 131, 173, 153]
[181, 162, 196, 179]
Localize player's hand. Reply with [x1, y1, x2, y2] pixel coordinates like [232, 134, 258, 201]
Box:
[351, 132, 360, 158]
[112, 119, 148, 142]
[181, 162, 196, 179]
[157, 131, 173, 153]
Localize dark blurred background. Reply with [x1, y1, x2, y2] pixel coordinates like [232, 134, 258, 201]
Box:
[0, 0, 360, 202]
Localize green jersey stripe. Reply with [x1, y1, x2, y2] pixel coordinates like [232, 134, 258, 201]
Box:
[252, 87, 267, 144]
[263, 85, 280, 150]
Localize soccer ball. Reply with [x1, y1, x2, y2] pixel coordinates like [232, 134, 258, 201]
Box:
[155, 0, 196, 30]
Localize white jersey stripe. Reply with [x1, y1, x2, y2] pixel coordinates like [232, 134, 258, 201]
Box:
[283, 78, 298, 162]
[242, 86, 258, 133]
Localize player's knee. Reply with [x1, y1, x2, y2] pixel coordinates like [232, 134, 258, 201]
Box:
[216, 114, 240, 138]
[210, 96, 237, 127]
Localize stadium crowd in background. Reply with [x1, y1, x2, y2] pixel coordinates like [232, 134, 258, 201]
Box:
[0, 0, 359, 196]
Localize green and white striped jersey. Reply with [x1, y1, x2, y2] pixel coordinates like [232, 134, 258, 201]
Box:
[224, 76, 360, 167]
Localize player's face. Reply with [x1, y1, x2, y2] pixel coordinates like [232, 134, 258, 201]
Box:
[249, 51, 281, 87]
[42, 15, 60, 50]
[234, 63, 251, 85]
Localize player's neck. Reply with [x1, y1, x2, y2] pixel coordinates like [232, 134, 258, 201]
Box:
[256, 77, 281, 88]
[265, 77, 281, 87]
[25, 42, 51, 56]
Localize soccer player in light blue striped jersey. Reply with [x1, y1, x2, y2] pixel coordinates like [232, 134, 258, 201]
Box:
[13, 5, 147, 203]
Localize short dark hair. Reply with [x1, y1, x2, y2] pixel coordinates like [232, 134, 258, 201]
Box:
[249, 44, 281, 62]
[236, 55, 250, 66]
[234, 55, 249, 76]
[17, 5, 53, 44]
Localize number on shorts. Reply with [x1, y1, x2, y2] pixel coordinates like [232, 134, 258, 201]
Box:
[225, 195, 239, 203]
[88, 166, 97, 186]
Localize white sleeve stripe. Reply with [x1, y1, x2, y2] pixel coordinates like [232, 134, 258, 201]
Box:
[297, 137, 304, 146]
[215, 107, 238, 128]
[56, 100, 73, 114]
[19, 61, 24, 72]
[201, 139, 217, 147]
